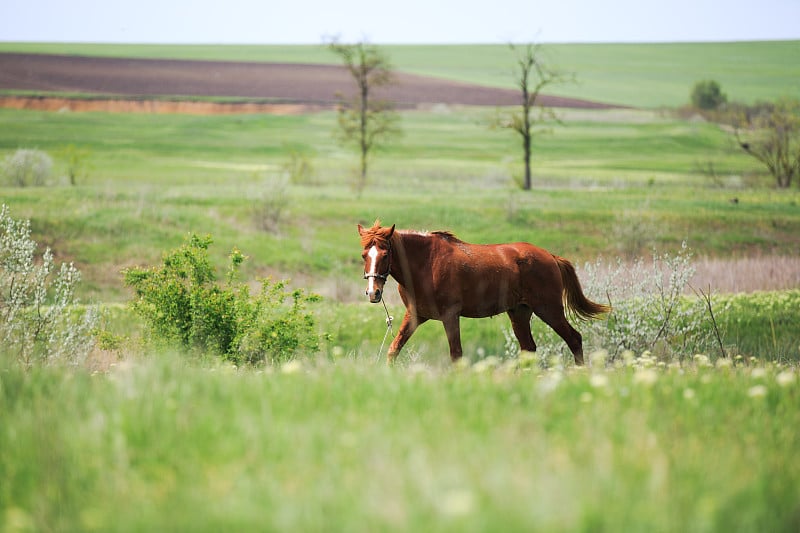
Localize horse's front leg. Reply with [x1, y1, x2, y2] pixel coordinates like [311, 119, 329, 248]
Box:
[387, 311, 427, 364]
[442, 313, 463, 362]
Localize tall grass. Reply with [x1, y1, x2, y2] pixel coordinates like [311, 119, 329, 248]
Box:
[2, 353, 799, 531]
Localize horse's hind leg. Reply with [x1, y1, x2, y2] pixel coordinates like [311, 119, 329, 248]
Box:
[507, 306, 536, 352]
[442, 313, 463, 362]
[532, 304, 584, 365]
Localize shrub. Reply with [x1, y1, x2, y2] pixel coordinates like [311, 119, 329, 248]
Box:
[123, 234, 321, 364]
[1, 149, 53, 187]
[579, 243, 727, 362]
[691, 80, 727, 111]
[253, 178, 289, 234]
[282, 148, 316, 185]
[0, 204, 97, 368]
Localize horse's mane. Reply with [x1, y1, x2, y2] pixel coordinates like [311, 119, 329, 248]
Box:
[359, 220, 394, 249]
[431, 230, 464, 243]
[361, 221, 464, 248]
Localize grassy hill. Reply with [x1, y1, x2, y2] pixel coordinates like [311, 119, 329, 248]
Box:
[1, 41, 799, 107]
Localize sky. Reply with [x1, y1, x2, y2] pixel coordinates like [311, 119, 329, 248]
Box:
[1, 0, 798, 44]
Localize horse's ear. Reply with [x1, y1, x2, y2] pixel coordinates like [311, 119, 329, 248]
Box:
[387, 224, 395, 238]
[357, 223, 365, 236]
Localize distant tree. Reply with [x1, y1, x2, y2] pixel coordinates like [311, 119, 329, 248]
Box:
[328, 39, 400, 193]
[492, 43, 570, 190]
[733, 99, 800, 189]
[56, 144, 92, 186]
[691, 80, 727, 111]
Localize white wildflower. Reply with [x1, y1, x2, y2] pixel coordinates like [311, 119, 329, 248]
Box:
[590, 373, 609, 388]
[715, 358, 733, 369]
[747, 385, 768, 398]
[438, 489, 475, 517]
[472, 356, 500, 373]
[589, 349, 609, 368]
[776, 371, 796, 387]
[694, 354, 712, 368]
[281, 359, 303, 374]
[633, 368, 658, 386]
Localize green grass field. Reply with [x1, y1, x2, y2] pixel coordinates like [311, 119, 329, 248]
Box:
[2, 353, 799, 532]
[1, 106, 797, 304]
[2, 41, 799, 107]
[2, 42, 800, 532]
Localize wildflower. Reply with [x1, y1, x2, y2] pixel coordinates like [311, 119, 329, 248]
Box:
[281, 359, 303, 374]
[747, 385, 768, 398]
[547, 354, 564, 370]
[715, 358, 733, 369]
[408, 362, 430, 375]
[590, 373, 609, 388]
[621, 350, 636, 366]
[589, 349, 608, 367]
[331, 346, 345, 358]
[750, 367, 767, 379]
[639, 351, 655, 368]
[453, 358, 471, 371]
[683, 388, 696, 400]
[694, 354, 712, 368]
[438, 489, 475, 517]
[538, 370, 563, 395]
[472, 356, 500, 373]
[633, 368, 658, 386]
[776, 370, 796, 387]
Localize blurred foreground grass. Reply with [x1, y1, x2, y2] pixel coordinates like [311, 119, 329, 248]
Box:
[2, 352, 799, 532]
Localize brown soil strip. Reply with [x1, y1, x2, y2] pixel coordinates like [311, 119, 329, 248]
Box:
[0, 52, 619, 114]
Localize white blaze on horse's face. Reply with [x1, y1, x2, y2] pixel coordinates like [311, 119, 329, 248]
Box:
[366, 246, 379, 296]
[363, 245, 388, 303]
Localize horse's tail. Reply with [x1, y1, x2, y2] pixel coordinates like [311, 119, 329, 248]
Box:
[554, 255, 611, 321]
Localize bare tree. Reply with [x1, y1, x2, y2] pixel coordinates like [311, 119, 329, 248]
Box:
[493, 43, 570, 190]
[328, 39, 399, 193]
[733, 99, 800, 189]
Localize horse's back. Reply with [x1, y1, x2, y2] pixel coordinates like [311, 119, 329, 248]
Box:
[441, 239, 562, 314]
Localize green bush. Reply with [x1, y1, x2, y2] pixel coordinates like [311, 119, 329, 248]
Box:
[691, 80, 727, 110]
[0, 204, 97, 368]
[123, 234, 321, 364]
[1, 148, 53, 187]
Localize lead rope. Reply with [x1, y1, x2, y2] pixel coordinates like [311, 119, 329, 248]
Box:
[375, 299, 394, 362]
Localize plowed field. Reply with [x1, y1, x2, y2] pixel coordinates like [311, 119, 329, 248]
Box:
[0, 53, 617, 114]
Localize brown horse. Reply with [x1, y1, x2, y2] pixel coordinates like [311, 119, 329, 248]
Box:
[358, 220, 609, 365]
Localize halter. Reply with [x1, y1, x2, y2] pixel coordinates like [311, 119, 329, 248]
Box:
[363, 244, 392, 282]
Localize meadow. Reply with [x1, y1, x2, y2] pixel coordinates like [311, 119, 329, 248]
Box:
[2, 353, 799, 532]
[1, 42, 800, 531]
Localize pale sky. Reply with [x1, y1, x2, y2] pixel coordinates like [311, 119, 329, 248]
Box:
[1, 0, 798, 44]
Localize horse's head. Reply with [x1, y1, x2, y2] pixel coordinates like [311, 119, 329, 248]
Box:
[357, 220, 395, 303]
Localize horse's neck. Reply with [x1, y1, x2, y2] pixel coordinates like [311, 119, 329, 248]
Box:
[392, 232, 435, 282]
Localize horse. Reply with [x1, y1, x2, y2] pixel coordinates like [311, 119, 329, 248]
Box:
[358, 220, 610, 365]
